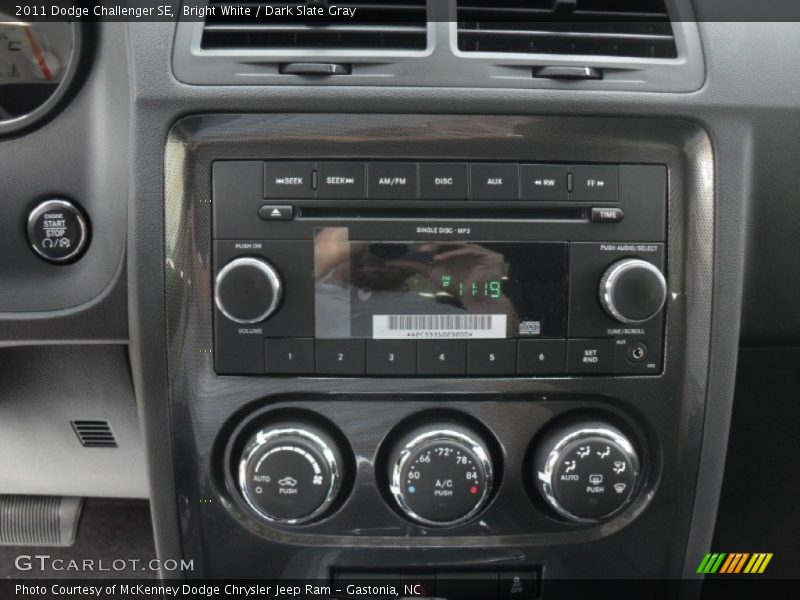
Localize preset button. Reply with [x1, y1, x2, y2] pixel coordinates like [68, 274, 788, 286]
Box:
[467, 340, 517, 375]
[265, 338, 314, 374]
[417, 340, 467, 375]
[366, 340, 416, 375]
[315, 339, 366, 375]
[517, 340, 567, 375]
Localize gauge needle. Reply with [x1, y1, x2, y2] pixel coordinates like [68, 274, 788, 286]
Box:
[23, 26, 52, 81]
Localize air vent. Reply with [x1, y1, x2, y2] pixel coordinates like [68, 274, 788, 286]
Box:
[201, 1, 428, 51]
[457, 0, 678, 59]
[71, 420, 117, 448]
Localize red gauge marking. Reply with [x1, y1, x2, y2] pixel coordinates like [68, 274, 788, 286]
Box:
[23, 27, 52, 81]
[470, 486, 479, 495]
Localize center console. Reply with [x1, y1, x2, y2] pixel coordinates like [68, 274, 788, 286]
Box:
[164, 114, 713, 594]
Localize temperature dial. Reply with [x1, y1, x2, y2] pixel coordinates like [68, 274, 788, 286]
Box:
[238, 423, 343, 525]
[215, 257, 283, 324]
[388, 426, 493, 527]
[534, 421, 640, 522]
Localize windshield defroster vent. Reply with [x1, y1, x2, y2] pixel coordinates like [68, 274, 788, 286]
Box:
[457, 0, 678, 59]
[201, 1, 428, 51]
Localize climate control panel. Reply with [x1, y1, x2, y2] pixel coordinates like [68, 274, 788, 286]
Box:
[231, 410, 643, 530]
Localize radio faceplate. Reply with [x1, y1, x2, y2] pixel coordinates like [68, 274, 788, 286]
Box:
[212, 161, 666, 378]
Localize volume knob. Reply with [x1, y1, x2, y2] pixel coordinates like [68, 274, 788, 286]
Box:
[215, 257, 283, 324]
[599, 259, 667, 324]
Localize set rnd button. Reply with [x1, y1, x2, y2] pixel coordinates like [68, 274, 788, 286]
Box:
[567, 339, 614, 374]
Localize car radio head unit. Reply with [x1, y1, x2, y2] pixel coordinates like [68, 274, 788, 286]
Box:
[211, 160, 667, 378]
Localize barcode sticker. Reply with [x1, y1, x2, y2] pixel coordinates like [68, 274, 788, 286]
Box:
[372, 314, 507, 339]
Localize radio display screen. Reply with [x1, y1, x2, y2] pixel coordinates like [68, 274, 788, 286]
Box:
[314, 228, 568, 340]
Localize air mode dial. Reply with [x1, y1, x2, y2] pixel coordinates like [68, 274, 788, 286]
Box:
[388, 425, 493, 527]
[599, 259, 667, 324]
[534, 421, 640, 522]
[215, 257, 283, 324]
[238, 423, 343, 525]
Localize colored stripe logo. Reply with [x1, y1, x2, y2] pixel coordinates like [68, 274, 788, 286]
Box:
[697, 553, 773, 574]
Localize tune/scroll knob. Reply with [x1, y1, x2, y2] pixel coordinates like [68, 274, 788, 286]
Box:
[238, 423, 343, 525]
[214, 257, 283, 324]
[534, 421, 640, 523]
[599, 259, 667, 324]
[388, 425, 494, 527]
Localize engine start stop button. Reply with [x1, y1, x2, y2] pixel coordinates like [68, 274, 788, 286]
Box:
[27, 198, 90, 264]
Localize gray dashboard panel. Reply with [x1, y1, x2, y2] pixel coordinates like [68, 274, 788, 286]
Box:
[0, 345, 148, 499]
[0, 23, 129, 342]
[0, 24, 132, 501]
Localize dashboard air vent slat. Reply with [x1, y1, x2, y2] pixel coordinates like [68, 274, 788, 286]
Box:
[457, 0, 678, 59]
[71, 420, 118, 448]
[202, 1, 428, 51]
